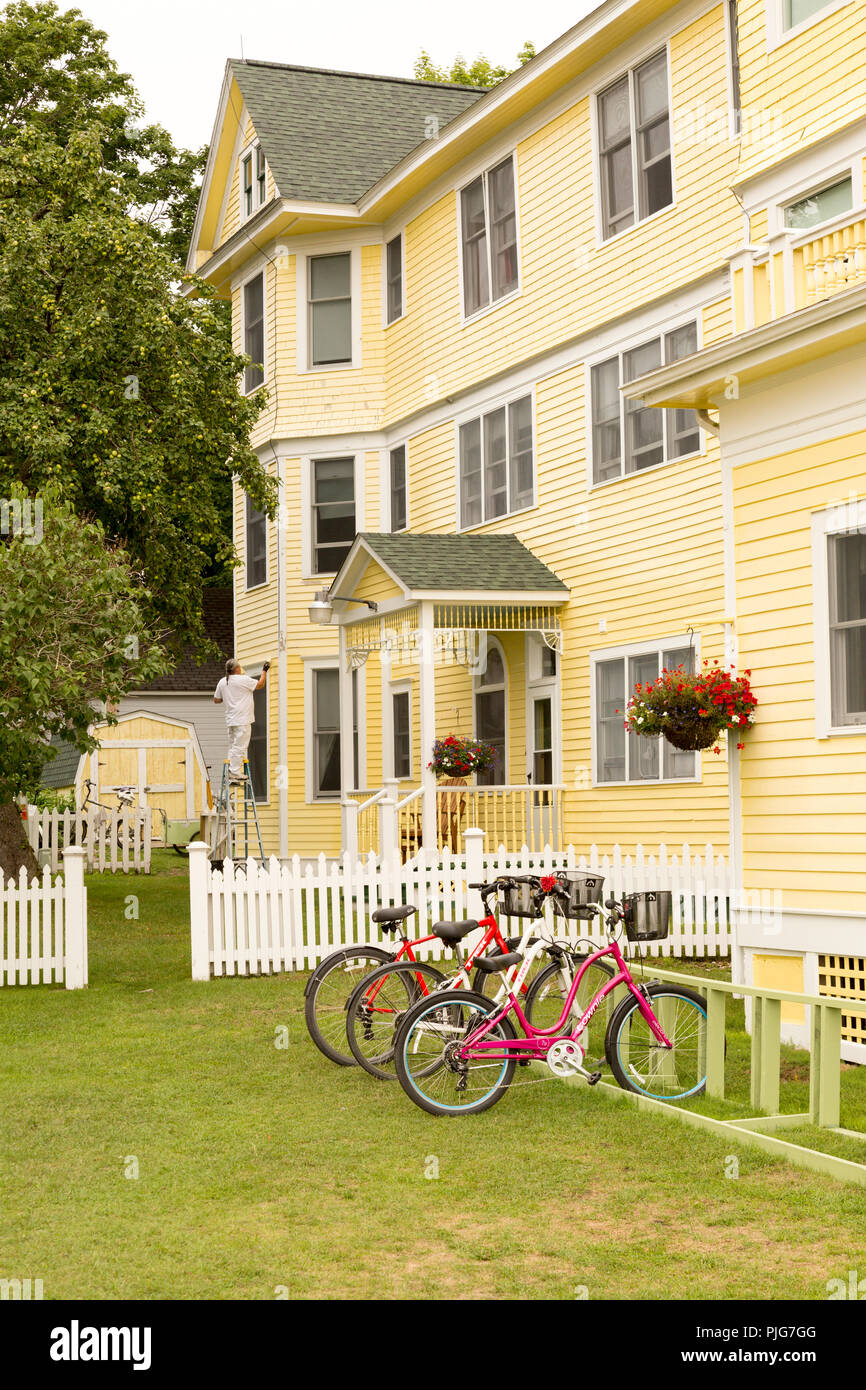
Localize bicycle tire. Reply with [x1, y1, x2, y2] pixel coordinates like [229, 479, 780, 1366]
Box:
[394, 989, 519, 1116]
[345, 959, 449, 1079]
[304, 945, 394, 1065]
[605, 983, 708, 1100]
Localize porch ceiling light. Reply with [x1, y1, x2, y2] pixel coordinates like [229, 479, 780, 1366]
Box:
[308, 590, 379, 625]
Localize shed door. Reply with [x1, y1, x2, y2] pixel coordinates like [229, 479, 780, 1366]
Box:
[145, 744, 191, 819]
[96, 748, 139, 807]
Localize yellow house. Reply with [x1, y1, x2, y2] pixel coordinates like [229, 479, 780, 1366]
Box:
[188, 0, 866, 1053]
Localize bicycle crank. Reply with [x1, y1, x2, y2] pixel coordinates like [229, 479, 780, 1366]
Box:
[546, 1040, 602, 1085]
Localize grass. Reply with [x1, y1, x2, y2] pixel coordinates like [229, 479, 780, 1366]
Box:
[1, 852, 865, 1300]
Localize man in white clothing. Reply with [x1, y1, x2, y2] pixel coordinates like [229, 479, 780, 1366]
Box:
[213, 658, 268, 781]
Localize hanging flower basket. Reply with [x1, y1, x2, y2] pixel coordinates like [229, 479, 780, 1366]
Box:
[625, 661, 758, 754]
[428, 734, 496, 779]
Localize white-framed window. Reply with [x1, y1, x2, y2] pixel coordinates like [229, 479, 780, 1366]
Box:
[389, 444, 407, 532]
[526, 635, 560, 795]
[767, 0, 853, 47]
[245, 493, 267, 590]
[459, 154, 519, 318]
[311, 664, 341, 801]
[308, 252, 352, 367]
[783, 174, 854, 230]
[597, 49, 673, 241]
[385, 234, 403, 324]
[592, 638, 699, 785]
[246, 666, 269, 802]
[241, 143, 267, 220]
[474, 637, 507, 786]
[391, 683, 412, 780]
[242, 272, 265, 395]
[812, 500, 866, 734]
[310, 455, 356, 577]
[590, 321, 700, 485]
[458, 392, 534, 529]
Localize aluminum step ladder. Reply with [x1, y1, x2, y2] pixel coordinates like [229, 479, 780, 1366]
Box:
[213, 758, 264, 863]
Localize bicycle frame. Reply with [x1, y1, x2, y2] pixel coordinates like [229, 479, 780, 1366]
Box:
[457, 916, 672, 1063]
[362, 911, 515, 1012]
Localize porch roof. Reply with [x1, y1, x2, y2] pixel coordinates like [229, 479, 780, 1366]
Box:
[331, 532, 570, 601]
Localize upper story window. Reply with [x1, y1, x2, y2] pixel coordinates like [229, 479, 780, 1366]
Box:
[386, 234, 403, 324]
[784, 0, 833, 28]
[459, 156, 519, 318]
[783, 175, 853, 230]
[595, 641, 697, 784]
[591, 322, 699, 484]
[312, 456, 355, 575]
[598, 50, 672, 240]
[245, 493, 267, 589]
[243, 273, 264, 394]
[241, 144, 267, 220]
[389, 445, 407, 532]
[308, 253, 352, 367]
[458, 394, 533, 529]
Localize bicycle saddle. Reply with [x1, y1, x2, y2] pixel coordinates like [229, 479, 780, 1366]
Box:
[473, 950, 523, 974]
[371, 904, 417, 926]
[432, 920, 480, 943]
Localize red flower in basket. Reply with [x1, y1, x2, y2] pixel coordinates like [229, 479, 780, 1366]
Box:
[540, 874, 558, 893]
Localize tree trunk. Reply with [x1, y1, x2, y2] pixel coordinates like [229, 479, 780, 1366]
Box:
[0, 801, 39, 880]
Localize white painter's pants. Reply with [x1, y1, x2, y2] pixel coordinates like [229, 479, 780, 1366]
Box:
[227, 724, 252, 777]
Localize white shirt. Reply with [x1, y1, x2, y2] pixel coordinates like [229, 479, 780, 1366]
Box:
[214, 674, 257, 727]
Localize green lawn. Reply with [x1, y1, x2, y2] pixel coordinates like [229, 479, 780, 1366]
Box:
[1, 854, 865, 1300]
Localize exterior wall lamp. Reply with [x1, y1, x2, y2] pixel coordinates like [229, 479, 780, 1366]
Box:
[307, 589, 378, 625]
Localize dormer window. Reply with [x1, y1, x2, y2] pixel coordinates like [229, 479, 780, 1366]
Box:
[241, 143, 267, 220]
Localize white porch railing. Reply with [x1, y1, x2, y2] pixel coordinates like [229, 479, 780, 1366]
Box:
[1, 848, 88, 988]
[343, 783, 566, 860]
[23, 805, 152, 874]
[731, 208, 866, 330]
[189, 831, 732, 979]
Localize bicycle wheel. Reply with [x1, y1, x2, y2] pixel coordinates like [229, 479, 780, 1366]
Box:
[523, 955, 616, 1066]
[304, 946, 394, 1065]
[395, 989, 519, 1116]
[346, 960, 449, 1080]
[605, 984, 707, 1100]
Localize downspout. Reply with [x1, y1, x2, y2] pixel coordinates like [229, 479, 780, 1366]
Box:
[276, 456, 289, 860]
[719, 421, 744, 986]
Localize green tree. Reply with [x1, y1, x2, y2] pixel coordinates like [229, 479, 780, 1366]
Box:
[0, 0, 206, 262]
[0, 122, 276, 653]
[414, 41, 536, 89]
[0, 489, 165, 877]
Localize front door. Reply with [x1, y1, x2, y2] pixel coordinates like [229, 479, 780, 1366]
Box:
[474, 641, 507, 785]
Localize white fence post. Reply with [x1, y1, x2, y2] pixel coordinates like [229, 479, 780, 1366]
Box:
[464, 827, 485, 920]
[189, 842, 211, 981]
[62, 847, 87, 989]
[380, 779, 400, 861]
[341, 799, 359, 861]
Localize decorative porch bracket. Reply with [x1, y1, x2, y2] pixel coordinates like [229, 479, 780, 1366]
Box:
[553, 966, 866, 1189]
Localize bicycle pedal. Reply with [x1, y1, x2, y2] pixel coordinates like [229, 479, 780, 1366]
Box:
[586, 1071, 602, 1086]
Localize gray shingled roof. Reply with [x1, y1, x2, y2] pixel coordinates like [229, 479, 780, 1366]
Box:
[230, 61, 486, 204]
[134, 588, 234, 694]
[40, 737, 81, 789]
[355, 533, 569, 593]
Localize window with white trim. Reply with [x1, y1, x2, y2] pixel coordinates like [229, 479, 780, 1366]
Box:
[245, 493, 267, 589]
[783, 175, 853, 230]
[591, 322, 700, 484]
[247, 671, 268, 801]
[243, 273, 264, 394]
[783, 0, 833, 29]
[386, 234, 403, 324]
[389, 445, 407, 532]
[311, 456, 355, 576]
[459, 156, 518, 317]
[828, 531, 866, 727]
[598, 50, 672, 240]
[312, 667, 341, 799]
[241, 144, 267, 220]
[392, 687, 411, 779]
[308, 253, 352, 367]
[594, 642, 697, 784]
[459, 394, 533, 528]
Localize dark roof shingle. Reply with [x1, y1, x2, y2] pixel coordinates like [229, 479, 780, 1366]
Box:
[230, 60, 485, 204]
[135, 588, 234, 693]
[352, 532, 569, 594]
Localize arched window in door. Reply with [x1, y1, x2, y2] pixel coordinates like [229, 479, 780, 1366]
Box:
[474, 638, 507, 786]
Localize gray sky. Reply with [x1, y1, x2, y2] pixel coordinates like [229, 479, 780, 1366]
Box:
[75, 0, 603, 149]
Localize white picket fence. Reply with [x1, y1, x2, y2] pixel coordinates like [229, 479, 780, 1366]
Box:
[23, 805, 152, 874]
[189, 831, 732, 980]
[0, 848, 88, 988]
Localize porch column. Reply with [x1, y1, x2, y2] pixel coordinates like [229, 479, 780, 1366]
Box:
[418, 600, 437, 852]
[338, 623, 355, 852]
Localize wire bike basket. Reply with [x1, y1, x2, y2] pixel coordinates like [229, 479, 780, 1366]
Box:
[551, 870, 605, 920]
[623, 890, 672, 942]
[498, 880, 544, 918]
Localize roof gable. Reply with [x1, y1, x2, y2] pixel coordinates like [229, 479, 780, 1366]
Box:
[334, 532, 569, 596]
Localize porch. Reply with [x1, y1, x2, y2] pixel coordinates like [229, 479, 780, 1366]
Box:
[314, 531, 571, 857]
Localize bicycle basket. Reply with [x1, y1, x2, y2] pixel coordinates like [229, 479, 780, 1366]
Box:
[498, 880, 543, 918]
[623, 890, 672, 942]
[551, 870, 605, 920]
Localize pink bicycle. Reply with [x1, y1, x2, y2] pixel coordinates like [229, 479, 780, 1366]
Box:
[393, 874, 708, 1116]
